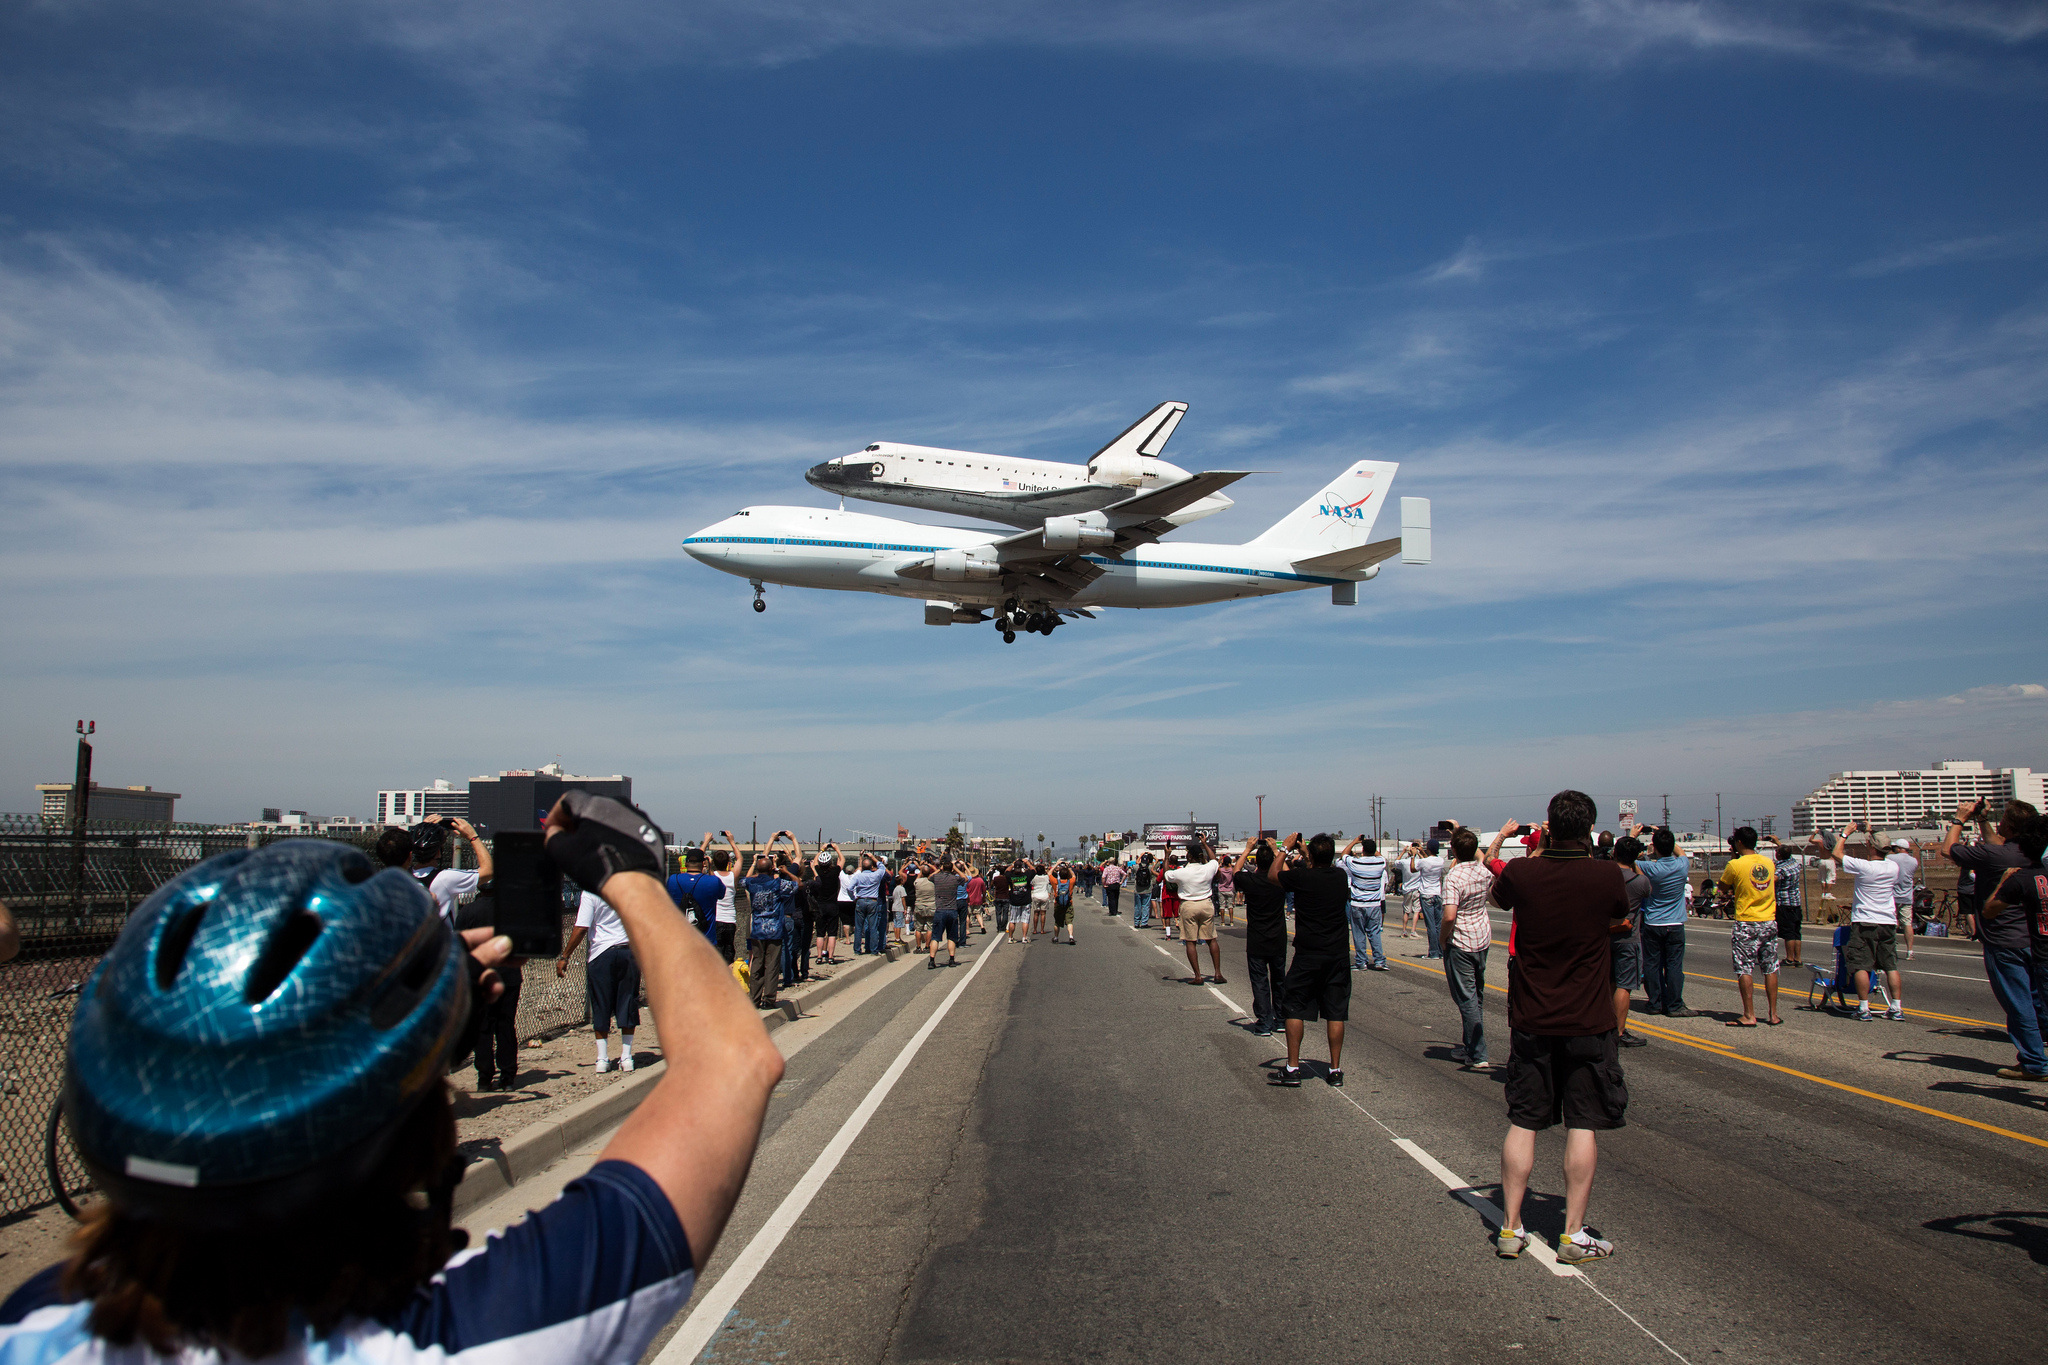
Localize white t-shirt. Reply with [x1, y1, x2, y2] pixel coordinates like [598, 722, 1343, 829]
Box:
[575, 890, 631, 957]
[1031, 873, 1052, 901]
[421, 868, 481, 921]
[1409, 855, 1446, 897]
[714, 872, 736, 924]
[1166, 859, 1219, 901]
[1842, 856, 1901, 925]
[1887, 853, 1918, 905]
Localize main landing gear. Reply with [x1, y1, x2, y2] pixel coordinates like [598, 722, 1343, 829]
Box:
[994, 599, 1059, 643]
[750, 580, 767, 613]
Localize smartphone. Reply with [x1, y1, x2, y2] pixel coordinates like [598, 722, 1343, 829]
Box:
[491, 831, 564, 958]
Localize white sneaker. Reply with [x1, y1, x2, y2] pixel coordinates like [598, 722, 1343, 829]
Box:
[619, 1053, 635, 1072]
[595, 1057, 614, 1073]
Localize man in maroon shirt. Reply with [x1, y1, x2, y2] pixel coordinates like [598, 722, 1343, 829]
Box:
[1487, 789, 1631, 1265]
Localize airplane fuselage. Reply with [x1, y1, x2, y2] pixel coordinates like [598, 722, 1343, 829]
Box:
[683, 506, 1354, 610]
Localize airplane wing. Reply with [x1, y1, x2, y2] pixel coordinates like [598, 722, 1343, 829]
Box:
[895, 471, 1248, 601]
[1290, 536, 1403, 575]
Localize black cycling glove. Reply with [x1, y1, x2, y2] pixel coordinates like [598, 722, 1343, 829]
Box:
[544, 790, 665, 892]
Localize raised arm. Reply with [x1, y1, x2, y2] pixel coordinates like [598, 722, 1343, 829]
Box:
[546, 794, 782, 1272]
[1486, 820, 1521, 863]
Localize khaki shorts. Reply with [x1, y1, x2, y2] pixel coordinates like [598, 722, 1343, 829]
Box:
[1179, 898, 1216, 941]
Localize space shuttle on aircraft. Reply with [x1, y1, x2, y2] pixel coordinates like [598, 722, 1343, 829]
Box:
[804, 401, 1235, 529]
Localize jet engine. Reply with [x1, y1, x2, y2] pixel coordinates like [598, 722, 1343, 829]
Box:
[932, 549, 1001, 581]
[1042, 516, 1115, 552]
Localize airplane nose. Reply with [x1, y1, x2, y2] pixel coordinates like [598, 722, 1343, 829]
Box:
[806, 458, 882, 487]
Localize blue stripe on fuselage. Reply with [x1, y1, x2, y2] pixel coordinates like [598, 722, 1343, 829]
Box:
[678, 536, 1344, 586]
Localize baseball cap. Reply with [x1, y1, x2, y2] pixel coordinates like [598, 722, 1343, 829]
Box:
[1890, 837, 1911, 849]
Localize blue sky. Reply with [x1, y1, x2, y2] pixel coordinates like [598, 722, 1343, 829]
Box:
[3, 1, 2044, 841]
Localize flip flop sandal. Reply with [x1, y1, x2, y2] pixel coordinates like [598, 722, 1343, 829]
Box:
[1725, 1020, 1760, 1027]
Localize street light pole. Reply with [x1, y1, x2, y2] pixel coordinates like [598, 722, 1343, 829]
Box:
[1256, 794, 1266, 836]
[71, 720, 95, 914]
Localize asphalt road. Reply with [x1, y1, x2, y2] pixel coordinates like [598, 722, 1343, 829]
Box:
[627, 894, 2048, 1365]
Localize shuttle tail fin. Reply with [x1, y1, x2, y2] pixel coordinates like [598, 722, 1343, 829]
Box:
[1090, 401, 1187, 464]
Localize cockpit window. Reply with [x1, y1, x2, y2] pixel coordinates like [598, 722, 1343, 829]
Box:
[865, 444, 881, 452]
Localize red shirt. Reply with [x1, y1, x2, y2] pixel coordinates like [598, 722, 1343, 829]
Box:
[1490, 849, 1629, 1035]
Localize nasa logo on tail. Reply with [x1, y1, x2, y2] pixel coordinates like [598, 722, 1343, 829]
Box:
[1316, 467, 1375, 521]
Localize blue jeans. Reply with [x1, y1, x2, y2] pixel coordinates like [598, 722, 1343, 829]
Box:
[855, 898, 883, 954]
[1419, 895, 1443, 958]
[1133, 893, 1152, 927]
[1983, 942, 2048, 1073]
[1444, 944, 1488, 1063]
[1247, 950, 1287, 1032]
[1642, 922, 1688, 1013]
[1347, 900, 1385, 968]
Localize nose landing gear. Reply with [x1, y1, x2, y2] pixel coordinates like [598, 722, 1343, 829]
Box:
[750, 580, 767, 613]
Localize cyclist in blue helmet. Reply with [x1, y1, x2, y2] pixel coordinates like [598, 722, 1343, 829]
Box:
[1, 792, 783, 1364]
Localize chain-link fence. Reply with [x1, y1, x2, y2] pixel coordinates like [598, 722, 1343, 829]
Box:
[0, 816, 591, 1222]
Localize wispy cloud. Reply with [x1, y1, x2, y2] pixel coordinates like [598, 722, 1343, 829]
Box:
[1847, 226, 2048, 276]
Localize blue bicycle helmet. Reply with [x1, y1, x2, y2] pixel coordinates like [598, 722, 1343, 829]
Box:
[65, 839, 470, 1226]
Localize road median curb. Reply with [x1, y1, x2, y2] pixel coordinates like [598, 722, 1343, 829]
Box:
[453, 944, 905, 1214]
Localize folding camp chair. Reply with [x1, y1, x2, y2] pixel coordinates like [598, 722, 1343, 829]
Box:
[1809, 923, 1893, 1012]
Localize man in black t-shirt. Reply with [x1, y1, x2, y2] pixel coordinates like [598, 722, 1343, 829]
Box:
[1487, 790, 1630, 1266]
[1238, 841, 1289, 1037]
[1267, 832, 1353, 1088]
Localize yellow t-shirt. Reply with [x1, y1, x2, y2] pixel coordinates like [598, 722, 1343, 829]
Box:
[1720, 853, 1777, 922]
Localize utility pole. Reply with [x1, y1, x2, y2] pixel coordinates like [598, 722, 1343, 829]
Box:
[1716, 794, 1722, 842]
[1256, 795, 1266, 836]
[71, 720, 95, 913]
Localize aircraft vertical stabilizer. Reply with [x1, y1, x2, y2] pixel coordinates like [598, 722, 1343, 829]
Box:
[1090, 401, 1187, 464]
[1244, 460, 1398, 557]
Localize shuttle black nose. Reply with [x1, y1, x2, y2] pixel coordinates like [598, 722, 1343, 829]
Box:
[806, 459, 881, 487]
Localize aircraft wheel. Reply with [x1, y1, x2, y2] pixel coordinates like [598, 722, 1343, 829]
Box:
[1003, 631, 1016, 644]
[752, 599, 766, 613]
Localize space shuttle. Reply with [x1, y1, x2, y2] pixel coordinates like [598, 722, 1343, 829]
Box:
[803, 401, 1235, 530]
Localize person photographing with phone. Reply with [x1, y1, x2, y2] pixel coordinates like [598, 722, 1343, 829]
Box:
[375, 815, 493, 922]
[1, 790, 781, 1365]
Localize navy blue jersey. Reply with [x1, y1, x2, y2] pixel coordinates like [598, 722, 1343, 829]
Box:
[1, 1161, 692, 1365]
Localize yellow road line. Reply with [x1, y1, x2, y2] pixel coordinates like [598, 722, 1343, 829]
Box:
[1387, 957, 2048, 1152]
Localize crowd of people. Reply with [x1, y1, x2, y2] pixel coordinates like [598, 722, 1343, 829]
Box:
[16, 779, 2048, 1365]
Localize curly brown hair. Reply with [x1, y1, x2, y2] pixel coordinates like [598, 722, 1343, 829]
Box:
[61, 1083, 459, 1358]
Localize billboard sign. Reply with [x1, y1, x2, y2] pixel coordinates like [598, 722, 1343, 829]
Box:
[1143, 822, 1220, 849]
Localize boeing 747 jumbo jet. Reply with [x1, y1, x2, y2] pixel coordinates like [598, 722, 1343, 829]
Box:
[803, 401, 1235, 529]
[684, 459, 1430, 642]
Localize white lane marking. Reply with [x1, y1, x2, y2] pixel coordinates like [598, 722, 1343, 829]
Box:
[1147, 938, 1250, 1015]
[1148, 924, 1693, 1364]
[655, 938, 1004, 1365]
[1390, 1138, 1574, 1280]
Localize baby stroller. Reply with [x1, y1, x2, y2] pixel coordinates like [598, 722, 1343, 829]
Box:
[1809, 923, 1895, 1013]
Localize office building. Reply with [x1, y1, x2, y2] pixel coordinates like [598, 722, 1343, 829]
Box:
[1791, 760, 2048, 836]
[36, 782, 179, 826]
[376, 779, 469, 827]
[466, 763, 633, 834]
